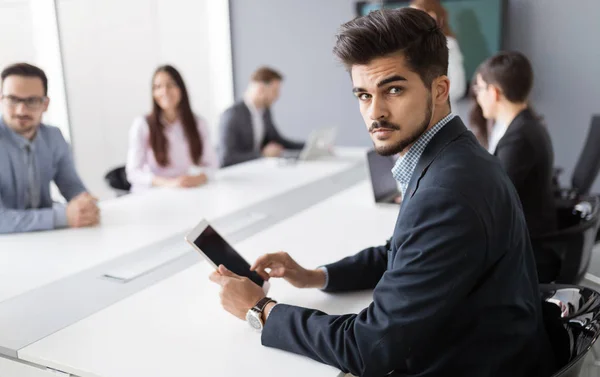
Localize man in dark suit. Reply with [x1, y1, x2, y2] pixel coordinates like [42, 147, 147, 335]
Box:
[474, 52, 558, 282]
[209, 8, 554, 377]
[218, 67, 304, 167]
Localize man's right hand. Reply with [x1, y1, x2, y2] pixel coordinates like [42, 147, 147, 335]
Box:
[66, 193, 100, 228]
[262, 142, 284, 158]
[250, 251, 326, 289]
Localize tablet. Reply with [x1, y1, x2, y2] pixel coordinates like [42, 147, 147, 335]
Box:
[185, 219, 267, 290]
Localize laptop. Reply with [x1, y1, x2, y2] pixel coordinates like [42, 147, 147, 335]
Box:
[281, 127, 337, 161]
[366, 149, 401, 205]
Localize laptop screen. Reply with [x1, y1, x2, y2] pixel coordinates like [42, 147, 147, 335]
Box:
[367, 150, 399, 202]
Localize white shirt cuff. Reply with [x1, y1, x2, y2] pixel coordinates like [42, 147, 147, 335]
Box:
[318, 266, 329, 290]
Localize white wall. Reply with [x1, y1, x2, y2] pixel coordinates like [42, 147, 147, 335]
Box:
[29, 0, 71, 141]
[0, 0, 35, 69]
[56, 0, 233, 199]
[0, 0, 70, 141]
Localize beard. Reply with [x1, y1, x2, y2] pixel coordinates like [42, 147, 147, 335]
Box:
[9, 116, 38, 136]
[374, 94, 433, 157]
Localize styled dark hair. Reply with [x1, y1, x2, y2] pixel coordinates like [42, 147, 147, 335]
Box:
[333, 8, 448, 88]
[147, 65, 203, 167]
[250, 67, 283, 84]
[1, 63, 48, 95]
[476, 51, 533, 103]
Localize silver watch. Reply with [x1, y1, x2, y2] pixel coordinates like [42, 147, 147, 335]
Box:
[246, 297, 276, 332]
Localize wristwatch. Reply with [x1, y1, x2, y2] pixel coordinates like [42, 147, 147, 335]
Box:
[246, 297, 277, 332]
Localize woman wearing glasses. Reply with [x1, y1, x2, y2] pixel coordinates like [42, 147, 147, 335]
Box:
[126, 65, 218, 192]
[473, 51, 558, 283]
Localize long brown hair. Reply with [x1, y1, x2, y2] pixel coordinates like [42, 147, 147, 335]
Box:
[410, 0, 455, 38]
[468, 90, 489, 148]
[146, 65, 203, 167]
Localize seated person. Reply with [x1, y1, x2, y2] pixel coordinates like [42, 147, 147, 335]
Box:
[126, 65, 218, 192]
[0, 63, 99, 234]
[210, 9, 554, 377]
[474, 51, 558, 282]
[218, 67, 304, 167]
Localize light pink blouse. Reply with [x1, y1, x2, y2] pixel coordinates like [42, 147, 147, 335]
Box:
[126, 115, 219, 192]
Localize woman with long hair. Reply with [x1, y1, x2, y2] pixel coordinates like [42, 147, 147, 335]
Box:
[126, 65, 218, 192]
[468, 90, 492, 149]
[410, 0, 466, 106]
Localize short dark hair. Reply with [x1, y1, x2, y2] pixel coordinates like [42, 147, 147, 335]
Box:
[333, 8, 448, 88]
[1, 63, 48, 96]
[250, 66, 283, 84]
[476, 51, 533, 103]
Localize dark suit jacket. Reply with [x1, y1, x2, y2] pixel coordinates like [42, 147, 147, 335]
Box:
[494, 108, 557, 237]
[218, 101, 304, 167]
[262, 117, 554, 377]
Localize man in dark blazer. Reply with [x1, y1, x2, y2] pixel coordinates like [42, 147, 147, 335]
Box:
[209, 9, 554, 377]
[218, 67, 304, 167]
[474, 52, 558, 282]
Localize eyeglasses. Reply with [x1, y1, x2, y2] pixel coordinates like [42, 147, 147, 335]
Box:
[1, 95, 47, 110]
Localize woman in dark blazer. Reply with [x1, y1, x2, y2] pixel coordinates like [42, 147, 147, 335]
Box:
[474, 51, 558, 282]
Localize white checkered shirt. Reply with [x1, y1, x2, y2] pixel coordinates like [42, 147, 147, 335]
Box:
[392, 113, 456, 197]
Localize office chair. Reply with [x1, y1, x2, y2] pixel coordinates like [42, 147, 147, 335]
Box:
[104, 166, 131, 196]
[532, 196, 600, 284]
[555, 115, 600, 202]
[541, 284, 600, 377]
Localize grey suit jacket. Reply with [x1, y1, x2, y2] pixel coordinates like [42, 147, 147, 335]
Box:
[218, 101, 304, 167]
[0, 120, 87, 233]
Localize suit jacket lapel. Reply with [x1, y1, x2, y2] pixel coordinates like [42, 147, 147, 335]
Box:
[0, 129, 26, 209]
[493, 108, 530, 157]
[262, 108, 275, 147]
[240, 102, 256, 148]
[399, 117, 468, 212]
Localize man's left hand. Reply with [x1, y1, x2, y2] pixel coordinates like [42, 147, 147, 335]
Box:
[209, 265, 266, 320]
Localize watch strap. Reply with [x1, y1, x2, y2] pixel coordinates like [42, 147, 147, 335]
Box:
[253, 297, 276, 313]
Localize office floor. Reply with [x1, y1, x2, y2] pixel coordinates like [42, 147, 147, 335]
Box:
[579, 244, 600, 376]
[582, 355, 600, 377]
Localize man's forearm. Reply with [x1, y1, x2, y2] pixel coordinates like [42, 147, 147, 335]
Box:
[261, 268, 326, 323]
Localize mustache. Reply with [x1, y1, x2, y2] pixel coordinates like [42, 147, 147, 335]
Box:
[14, 115, 33, 121]
[369, 120, 401, 133]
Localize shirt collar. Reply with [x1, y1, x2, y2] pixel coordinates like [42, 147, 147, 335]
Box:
[243, 97, 264, 115]
[487, 121, 509, 154]
[391, 113, 455, 196]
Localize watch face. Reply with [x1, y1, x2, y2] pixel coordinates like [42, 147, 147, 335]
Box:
[246, 310, 263, 331]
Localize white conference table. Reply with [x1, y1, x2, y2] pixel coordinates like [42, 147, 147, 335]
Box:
[0, 154, 362, 305]
[18, 180, 400, 377]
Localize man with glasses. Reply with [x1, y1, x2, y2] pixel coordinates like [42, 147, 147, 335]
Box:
[0, 63, 99, 234]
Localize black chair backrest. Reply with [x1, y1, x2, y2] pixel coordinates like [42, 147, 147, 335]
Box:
[541, 284, 600, 377]
[534, 196, 600, 284]
[572, 115, 600, 195]
[104, 166, 131, 192]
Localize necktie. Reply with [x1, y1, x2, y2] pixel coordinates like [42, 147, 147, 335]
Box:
[24, 144, 40, 209]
